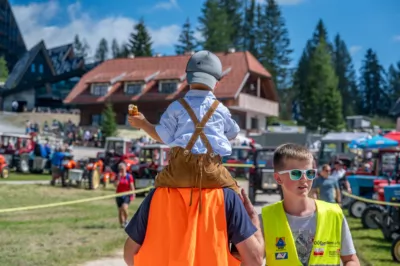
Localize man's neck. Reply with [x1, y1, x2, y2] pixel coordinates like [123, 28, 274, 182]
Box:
[282, 196, 315, 217]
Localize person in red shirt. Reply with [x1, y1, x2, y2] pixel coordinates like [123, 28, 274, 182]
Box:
[115, 163, 135, 228]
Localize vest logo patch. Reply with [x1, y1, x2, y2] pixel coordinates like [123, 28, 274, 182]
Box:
[329, 249, 341, 257]
[313, 248, 324, 256]
[275, 252, 288, 260]
[275, 237, 286, 250]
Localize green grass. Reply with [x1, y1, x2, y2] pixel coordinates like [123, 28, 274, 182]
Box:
[0, 173, 51, 181]
[370, 116, 396, 129]
[0, 185, 141, 266]
[345, 210, 397, 266]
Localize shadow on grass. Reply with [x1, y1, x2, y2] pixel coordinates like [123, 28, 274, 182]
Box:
[355, 235, 388, 243]
[82, 224, 109, 230]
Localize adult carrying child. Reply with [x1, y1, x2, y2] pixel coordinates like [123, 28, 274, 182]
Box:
[124, 50, 264, 266]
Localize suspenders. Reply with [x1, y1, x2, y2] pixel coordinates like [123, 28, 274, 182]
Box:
[178, 98, 220, 156]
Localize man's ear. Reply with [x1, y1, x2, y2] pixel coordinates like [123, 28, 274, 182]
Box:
[274, 172, 282, 185]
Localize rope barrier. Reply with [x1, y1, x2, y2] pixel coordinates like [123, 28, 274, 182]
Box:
[0, 186, 154, 214]
[342, 191, 400, 207]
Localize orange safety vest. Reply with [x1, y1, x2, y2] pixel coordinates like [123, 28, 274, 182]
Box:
[133, 188, 241, 266]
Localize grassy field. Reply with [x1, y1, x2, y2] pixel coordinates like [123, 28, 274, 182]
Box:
[0, 173, 51, 181]
[0, 184, 141, 266]
[345, 211, 397, 266]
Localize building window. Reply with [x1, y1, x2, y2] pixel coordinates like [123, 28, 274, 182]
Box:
[31, 64, 35, 73]
[91, 114, 102, 126]
[125, 83, 142, 95]
[91, 83, 108, 96]
[159, 81, 178, 94]
[232, 114, 241, 125]
[251, 117, 258, 129]
[39, 64, 43, 73]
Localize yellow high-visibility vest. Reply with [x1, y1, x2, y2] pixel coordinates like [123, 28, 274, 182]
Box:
[261, 200, 342, 266]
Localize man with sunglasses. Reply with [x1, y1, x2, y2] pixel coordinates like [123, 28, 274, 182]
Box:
[310, 164, 342, 205]
[260, 143, 359, 266]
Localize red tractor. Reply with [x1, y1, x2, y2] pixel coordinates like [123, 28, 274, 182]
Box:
[65, 137, 139, 190]
[131, 144, 170, 195]
[0, 133, 33, 173]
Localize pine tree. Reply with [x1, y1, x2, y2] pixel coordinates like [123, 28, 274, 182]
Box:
[311, 19, 331, 50]
[73, 34, 90, 59]
[387, 62, 400, 104]
[243, 0, 258, 57]
[111, 39, 120, 58]
[293, 19, 330, 124]
[218, 0, 243, 49]
[306, 41, 343, 131]
[0, 56, 9, 82]
[359, 49, 388, 116]
[332, 34, 359, 117]
[258, 0, 293, 90]
[128, 18, 153, 57]
[198, 0, 233, 52]
[175, 18, 197, 55]
[95, 38, 109, 62]
[119, 42, 131, 58]
[101, 103, 118, 137]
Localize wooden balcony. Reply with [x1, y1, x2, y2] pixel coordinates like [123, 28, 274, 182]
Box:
[228, 93, 279, 117]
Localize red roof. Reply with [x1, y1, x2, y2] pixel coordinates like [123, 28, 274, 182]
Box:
[64, 51, 274, 104]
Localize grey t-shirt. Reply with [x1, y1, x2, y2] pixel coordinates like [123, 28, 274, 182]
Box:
[260, 212, 356, 266]
[312, 177, 339, 203]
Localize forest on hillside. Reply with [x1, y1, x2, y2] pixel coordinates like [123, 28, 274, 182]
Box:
[69, 0, 400, 131]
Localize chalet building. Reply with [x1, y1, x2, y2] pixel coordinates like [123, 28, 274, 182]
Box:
[64, 50, 279, 133]
[0, 41, 99, 111]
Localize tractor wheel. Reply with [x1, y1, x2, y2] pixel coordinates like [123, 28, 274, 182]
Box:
[88, 169, 100, 190]
[392, 236, 400, 262]
[362, 205, 385, 229]
[348, 200, 367, 218]
[1, 167, 9, 178]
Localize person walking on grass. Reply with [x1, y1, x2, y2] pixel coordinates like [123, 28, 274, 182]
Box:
[114, 163, 134, 228]
[261, 143, 360, 266]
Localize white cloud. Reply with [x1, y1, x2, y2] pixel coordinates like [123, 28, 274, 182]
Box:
[349, 45, 362, 56]
[393, 35, 400, 42]
[153, 0, 180, 10]
[257, 0, 305, 5]
[11, 1, 181, 58]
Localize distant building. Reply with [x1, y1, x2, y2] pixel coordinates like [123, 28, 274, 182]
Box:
[346, 115, 371, 130]
[0, 41, 99, 111]
[64, 51, 279, 132]
[0, 0, 27, 70]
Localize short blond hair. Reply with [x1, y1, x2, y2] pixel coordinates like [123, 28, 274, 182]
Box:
[273, 143, 314, 171]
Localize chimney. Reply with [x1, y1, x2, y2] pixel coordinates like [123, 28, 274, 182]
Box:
[154, 53, 162, 57]
[228, 47, 236, 53]
[128, 54, 135, 59]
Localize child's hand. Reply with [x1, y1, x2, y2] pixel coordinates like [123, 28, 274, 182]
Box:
[127, 113, 146, 129]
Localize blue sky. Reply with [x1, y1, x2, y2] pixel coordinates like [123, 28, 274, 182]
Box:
[9, 0, 400, 71]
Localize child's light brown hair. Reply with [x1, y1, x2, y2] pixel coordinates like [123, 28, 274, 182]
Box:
[273, 143, 314, 172]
